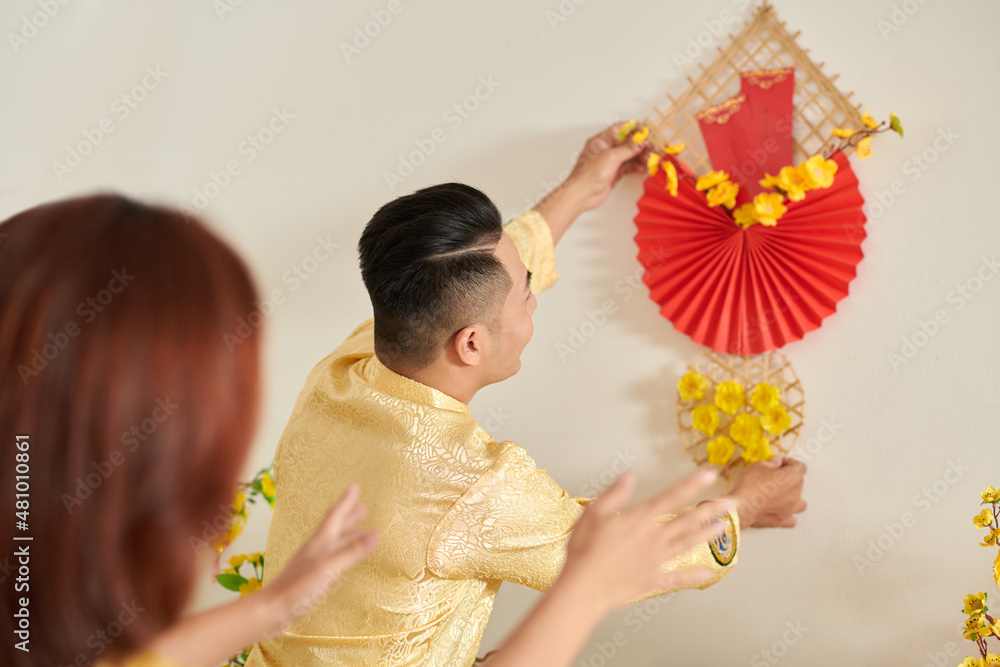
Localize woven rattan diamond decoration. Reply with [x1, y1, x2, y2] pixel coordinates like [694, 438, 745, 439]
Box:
[646, 1, 865, 176]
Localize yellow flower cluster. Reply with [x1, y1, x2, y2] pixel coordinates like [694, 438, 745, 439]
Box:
[679, 373, 793, 468]
[735, 154, 839, 230]
[696, 171, 739, 210]
[220, 552, 266, 598]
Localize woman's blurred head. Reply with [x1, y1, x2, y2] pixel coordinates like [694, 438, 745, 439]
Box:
[0, 194, 261, 665]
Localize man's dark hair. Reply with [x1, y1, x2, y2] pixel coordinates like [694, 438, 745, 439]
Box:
[358, 183, 513, 371]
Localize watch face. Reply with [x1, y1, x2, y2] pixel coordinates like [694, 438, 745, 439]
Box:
[710, 512, 738, 566]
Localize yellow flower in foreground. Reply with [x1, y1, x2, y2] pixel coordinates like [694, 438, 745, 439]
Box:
[856, 136, 873, 160]
[964, 615, 990, 642]
[981, 529, 999, 547]
[632, 126, 650, 143]
[750, 192, 787, 227]
[664, 161, 678, 197]
[228, 553, 249, 571]
[964, 592, 987, 616]
[832, 127, 856, 138]
[995, 551, 1000, 588]
[961, 657, 986, 667]
[983, 486, 999, 504]
[733, 203, 758, 229]
[985, 654, 1000, 666]
[678, 371, 709, 401]
[706, 435, 736, 465]
[714, 381, 746, 415]
[663, 143, 685, 155]
[729, 413, 763, 447]
[647, 152, 660, 176]
[691, 404, 720, 437]
[741, 434, 774, 464]
[696, 170, 730, 191]
[233, 490, 247, 515]
[861, 110, 879, 129]
[706, 180, 739, 209]
[616, 120, 637, 142]
[260, 472, 276, 504]
[239, 577, 262, 597]
[750, 382, 781, 412]
[760, 404, 792, 435]
[799, 155, 839, 190]
[975, 508, 994, 529]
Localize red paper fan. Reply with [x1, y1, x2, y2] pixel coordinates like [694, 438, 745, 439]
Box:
[633, 152, 866, 355]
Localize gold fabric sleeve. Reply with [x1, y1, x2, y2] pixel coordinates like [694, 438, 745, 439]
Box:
[504, 209, 559, 294]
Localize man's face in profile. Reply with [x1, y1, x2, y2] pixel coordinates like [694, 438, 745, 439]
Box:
[483, 231, 537, 383]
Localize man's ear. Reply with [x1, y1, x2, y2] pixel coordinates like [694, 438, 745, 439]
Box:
[452, 324, 486, 367]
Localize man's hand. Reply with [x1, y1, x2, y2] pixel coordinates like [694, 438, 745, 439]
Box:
[727, 456, 807, 528]
[534, 122, 650, 244]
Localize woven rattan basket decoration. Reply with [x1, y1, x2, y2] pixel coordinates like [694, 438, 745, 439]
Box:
[646, 1, 864, 176]
[677, 351, 805, 483]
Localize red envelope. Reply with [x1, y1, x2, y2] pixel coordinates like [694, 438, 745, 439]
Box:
[740, 67, 795, 188]
[696, 94, 760, 206]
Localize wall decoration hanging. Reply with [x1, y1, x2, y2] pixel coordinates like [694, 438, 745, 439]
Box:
[618, 2, 903, 477]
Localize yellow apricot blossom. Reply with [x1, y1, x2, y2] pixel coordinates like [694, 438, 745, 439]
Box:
[663, 143, 685, 155]
[856, 136, 873, 159]
[706, 435, 736, 465]
[963, 592, 987, 616]
[982, 486, 999, 504]
[761, 165, 808, 202]
[760, 404, 792, 435]
[750, 382, 781, 412]
[733, 203, 757, 229]
[632, 126, 650, 143]
[696, 170, 730, 191]
[647, 152, 661, 176]
[751, 192, 787, 227]
[239, 577, 262, 597]
[729, 413, 763, 447]
[714, 381, 746, 415]
[707, 180, 739, 209]
[861, 110, 879, 129]
[832, 127, 856, 138]
[975, 509, 994, 529]
[799, 155, 838, 190]
[692, 404, 720, 436]
[741, 433, 774, 464]
[664, 161, 679, 197]
[678, 371, 708, 401]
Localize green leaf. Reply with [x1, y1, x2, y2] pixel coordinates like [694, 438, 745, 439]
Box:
[215, 573, 248, 592]
[890, 114, 904, 138]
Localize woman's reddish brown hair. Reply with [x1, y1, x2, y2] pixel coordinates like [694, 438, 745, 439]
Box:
[0, 194, 261, 666]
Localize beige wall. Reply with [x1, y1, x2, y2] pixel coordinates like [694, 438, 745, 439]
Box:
[3, 0, 998, 664]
